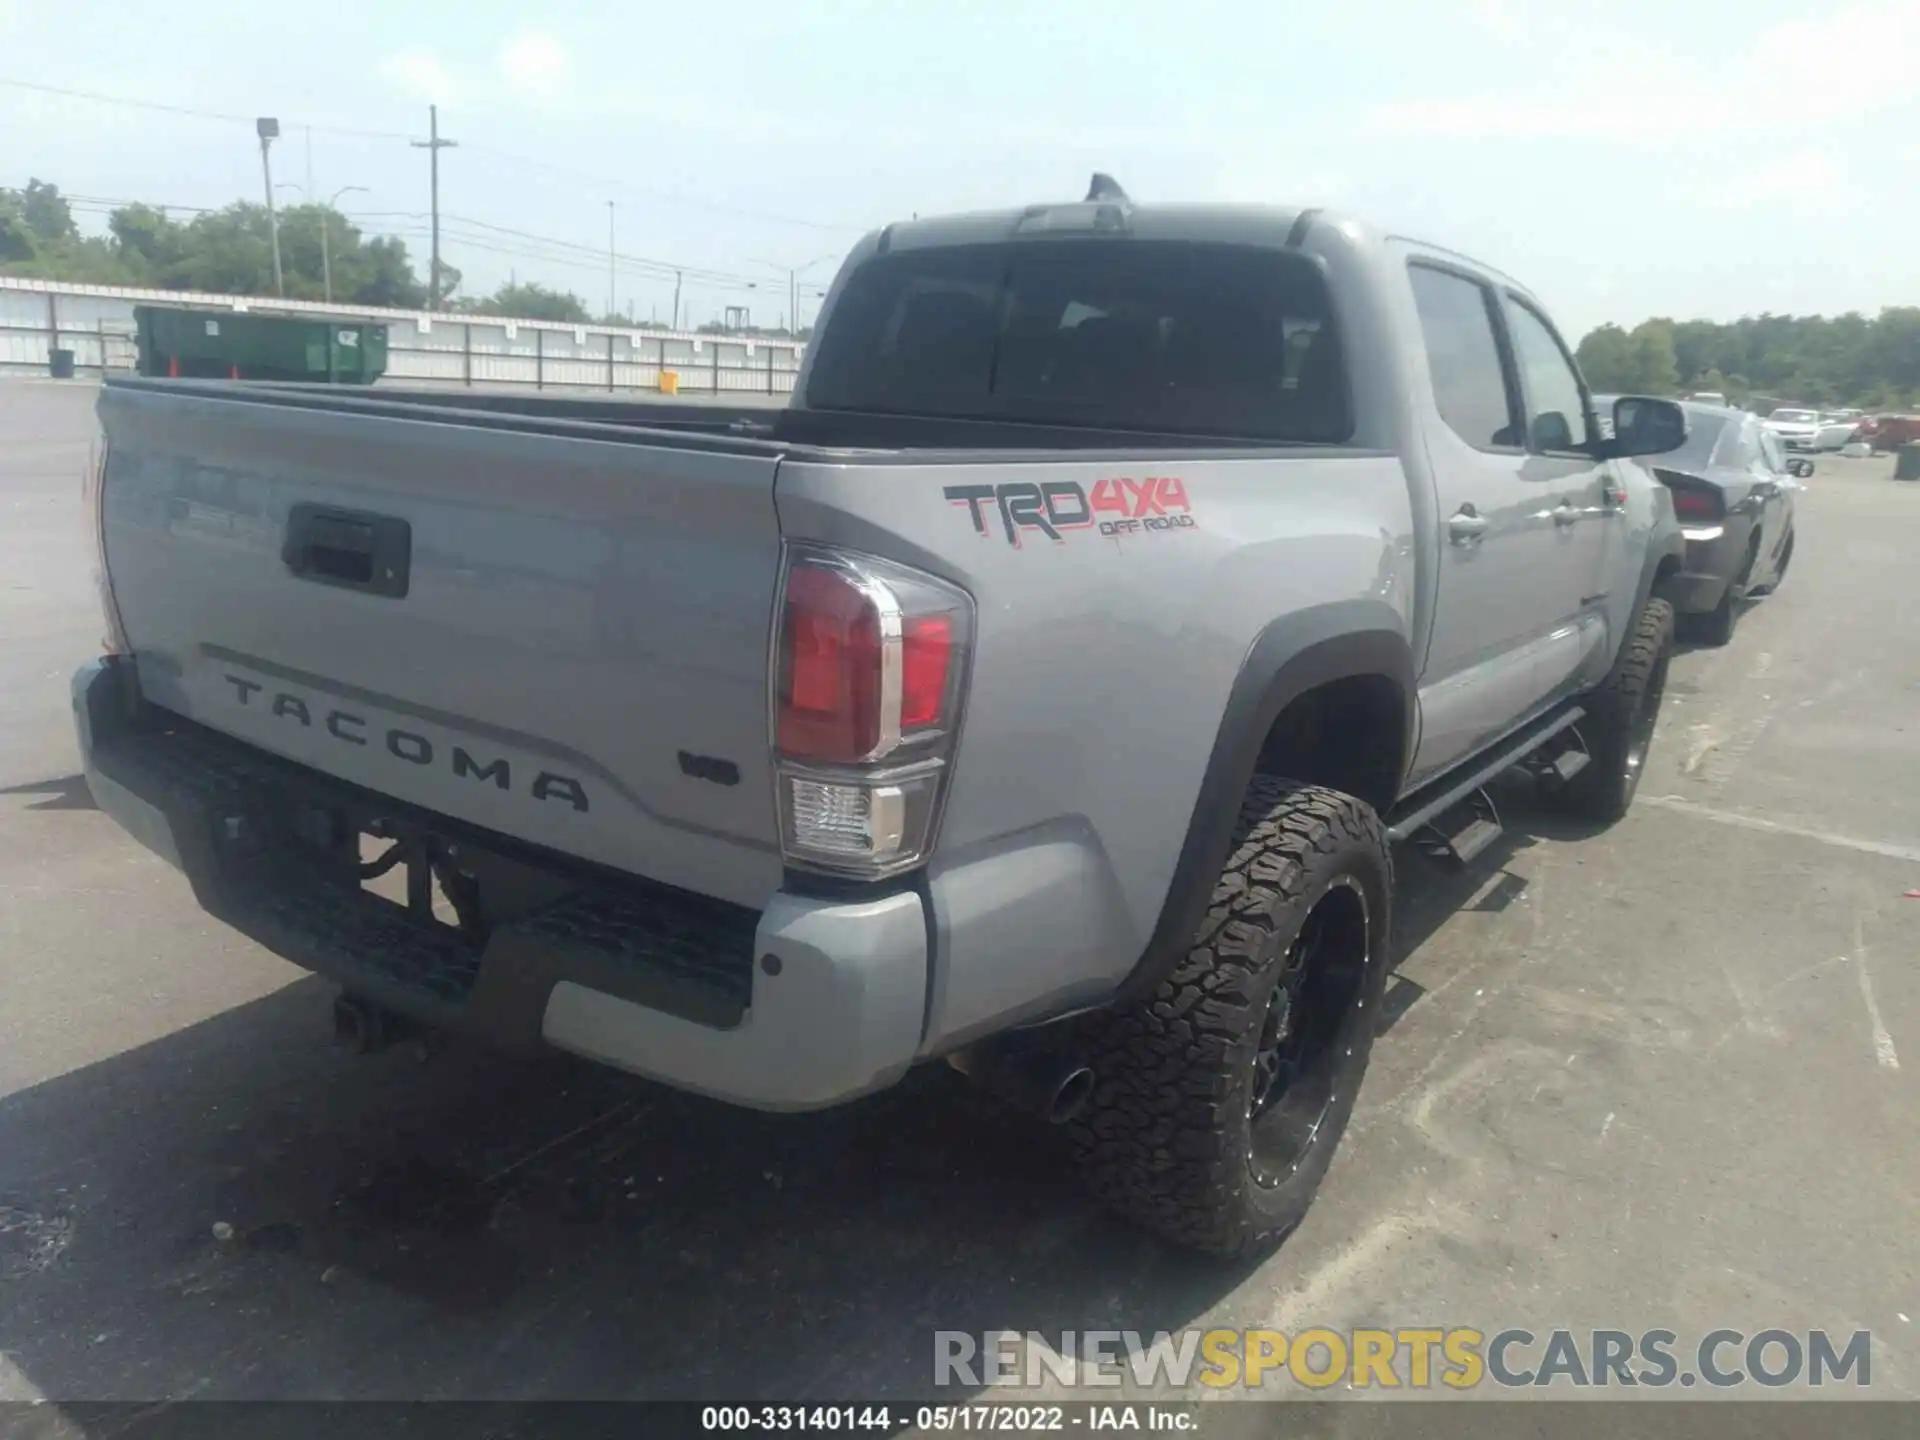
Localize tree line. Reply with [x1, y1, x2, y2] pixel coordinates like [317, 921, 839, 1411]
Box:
[2, 177, 813, 337]
[1574, 311, 1920, 411]
[4, 179, 444, 310]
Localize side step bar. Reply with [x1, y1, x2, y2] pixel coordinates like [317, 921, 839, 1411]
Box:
[1385, 704, 1586, 844]
[1417, 790, 1505, 867]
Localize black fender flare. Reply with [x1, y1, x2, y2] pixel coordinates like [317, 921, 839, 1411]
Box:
[1635, 519, 1689, 620]
[1115, 601, 1416, 1003]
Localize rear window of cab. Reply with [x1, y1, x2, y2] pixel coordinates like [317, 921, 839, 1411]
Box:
[804, 240, 1352, 444]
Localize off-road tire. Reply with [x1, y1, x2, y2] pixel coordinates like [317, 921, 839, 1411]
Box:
[1068, 779, 1392, 1256]
[1556, 595, 1674, 822]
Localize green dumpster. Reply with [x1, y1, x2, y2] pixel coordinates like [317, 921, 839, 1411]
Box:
[134, 305, 388, 384]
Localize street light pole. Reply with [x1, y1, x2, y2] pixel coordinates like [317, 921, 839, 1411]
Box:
[256, 117, 283, 297]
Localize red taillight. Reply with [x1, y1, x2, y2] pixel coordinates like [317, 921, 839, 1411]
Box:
[1655, 470, 1721, 522]
[900, 616, 952, 730]
[777, 565, 883, 763]
[771, 547, 974, 879]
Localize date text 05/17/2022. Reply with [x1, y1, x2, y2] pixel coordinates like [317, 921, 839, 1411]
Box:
[700, 1404, 1195, 1433]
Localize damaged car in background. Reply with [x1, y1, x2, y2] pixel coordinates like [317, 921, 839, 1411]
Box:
[1603, 397, 1799, 647]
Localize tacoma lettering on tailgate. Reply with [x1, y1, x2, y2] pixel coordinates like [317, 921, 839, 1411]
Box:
[223, 674, 591, 812]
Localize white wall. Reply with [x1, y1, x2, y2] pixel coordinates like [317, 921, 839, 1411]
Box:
[0, 278, 804, 395]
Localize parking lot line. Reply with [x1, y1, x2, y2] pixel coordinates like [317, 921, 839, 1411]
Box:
[1641, 793, 1920, 865]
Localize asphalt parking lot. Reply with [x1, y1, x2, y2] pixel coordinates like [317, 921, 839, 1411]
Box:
[2, 378, 1917, 1409]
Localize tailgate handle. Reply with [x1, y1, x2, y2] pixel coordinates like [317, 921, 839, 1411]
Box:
[283, 504, 411, 598]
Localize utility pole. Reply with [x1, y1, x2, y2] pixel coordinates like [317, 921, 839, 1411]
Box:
[411, 105, 457, 309]
[606, 201, 617, 320]
[256, 117, 283, 297]
[672, 270, 683, 332]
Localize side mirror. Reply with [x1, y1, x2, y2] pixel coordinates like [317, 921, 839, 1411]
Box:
[1608, 396, 1688, 458]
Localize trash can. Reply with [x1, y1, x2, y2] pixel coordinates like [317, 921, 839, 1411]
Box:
[1895, 444, 1920, 482]
[48, 348, 75, 380]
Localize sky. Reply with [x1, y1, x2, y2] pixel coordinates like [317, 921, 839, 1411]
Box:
[2, 0, 1915, 337]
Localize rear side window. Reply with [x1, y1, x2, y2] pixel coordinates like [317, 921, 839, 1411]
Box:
[804, 240, 1351, 442]
[1707, 417, 1750, 469]
[1502, 299, 1593, 454]
[1408, 265, 1516, 450]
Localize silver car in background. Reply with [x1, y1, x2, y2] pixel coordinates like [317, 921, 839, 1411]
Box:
[1764, 406, 1823, 451]
[1602, 399, 1799, 646]
[1814, 411, 1864, 451]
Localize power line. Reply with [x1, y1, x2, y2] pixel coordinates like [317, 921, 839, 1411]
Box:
[0, 75, 413, 141]
[347, 210, 774, 287]
[455, 141, 865, 235]
[45, 186, 793, 290]
[1, 75, 863, 234]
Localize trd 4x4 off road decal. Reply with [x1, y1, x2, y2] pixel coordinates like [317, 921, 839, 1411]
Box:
[944, 477, 1197, 547]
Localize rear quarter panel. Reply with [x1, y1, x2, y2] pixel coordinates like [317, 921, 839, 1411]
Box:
[775, 450, 1416, 1049]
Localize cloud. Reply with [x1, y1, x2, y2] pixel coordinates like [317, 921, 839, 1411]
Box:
[498, 31, 569, 99]
[1463, 0, 1528, 42]
[1367, 0, 1920, 143]
[379, 49, 459, 104]
[1683, 147, 1866, 215]
[1204, 161, 1359, 210]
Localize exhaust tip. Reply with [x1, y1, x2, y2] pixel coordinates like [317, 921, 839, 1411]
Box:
[1046, 1067, 1096, 1125]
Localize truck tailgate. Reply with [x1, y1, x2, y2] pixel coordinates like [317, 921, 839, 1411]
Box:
[96, 382, 786, 909]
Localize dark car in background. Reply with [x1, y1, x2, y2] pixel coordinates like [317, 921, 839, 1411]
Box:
[1600, 398, 1799, 646]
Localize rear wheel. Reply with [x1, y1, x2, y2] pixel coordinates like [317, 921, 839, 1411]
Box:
[1069, 780, 1392, 1256]
[1768, 531, 1795, 591]
[1555, 596, 1673, 822]
[1690, 535, 1760, 647]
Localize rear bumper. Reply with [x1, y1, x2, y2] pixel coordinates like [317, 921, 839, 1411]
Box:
[1664, 522, 1750, 614]
[73, 657, 929, 1112]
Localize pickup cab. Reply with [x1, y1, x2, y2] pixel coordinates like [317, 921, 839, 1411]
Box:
[75, 180, 1689, 1255]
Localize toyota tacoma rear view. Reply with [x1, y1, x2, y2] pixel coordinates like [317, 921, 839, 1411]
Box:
[74, 179, 1691, 1255]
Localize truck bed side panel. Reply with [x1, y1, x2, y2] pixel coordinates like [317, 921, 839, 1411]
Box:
[774, 451, 1417, 1049]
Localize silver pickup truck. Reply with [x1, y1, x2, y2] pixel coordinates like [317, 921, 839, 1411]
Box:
[74, 181, 1690, 1255]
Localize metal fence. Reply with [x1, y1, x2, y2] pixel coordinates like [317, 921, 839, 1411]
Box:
[0, 278, 805, 397]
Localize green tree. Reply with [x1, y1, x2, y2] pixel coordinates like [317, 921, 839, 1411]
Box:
[1, 178, 80, 263]
[463, 281, 591, 323]
[1624, 320, 1681, 395]
[19, 179, 75, 243]
[1575, 324, 1634, 391]
[1576, 321, 1679, 394]
[1577, 309, 1920, 411]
